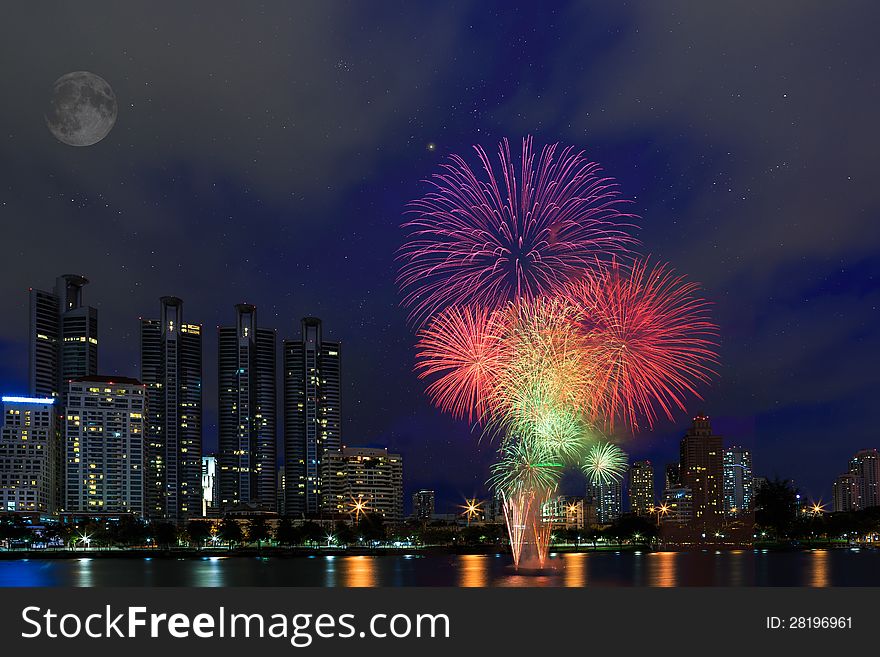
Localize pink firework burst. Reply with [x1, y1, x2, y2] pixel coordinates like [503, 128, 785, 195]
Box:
[567, 257, 720, 431]
[398, 136, 637, 324]
[414, 304, 506, 423]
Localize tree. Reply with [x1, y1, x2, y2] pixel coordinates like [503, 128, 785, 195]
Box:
[219, 518, 243, 547]
[301, 521, 326, 546]
[247, 517, 270, 547]
[357, 513, 386, 543]
[150, 521, 179, 548]
[275, 517, 298, 546]
[334, 520, 356, 546]
[754, 477, 799, 540]
[186, 521, 213, 548]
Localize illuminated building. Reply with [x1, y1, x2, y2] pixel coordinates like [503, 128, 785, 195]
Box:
[0, 396, 58, 514]
[326, 446, 403, 524]
[64, 377, 145, 517]
[28, 274, 98, 401]
[665, 463, 681, 489]
[832, 473, 860, 512]
[201, 454, 219, 517]
[412, 489, 435, 521]
[276, 466, 285, 515]
[661, 486, 693, 524]
[218, 304, 277, 511]
[849, 449, 880, 509]
[283, 317, 341, 517]
[679, 414, 723, 527]
[629, 460, 654, 515]
[723, 446, 754, 515]
[543, 495, 587, 529]
[589, 478, 623, 524]
[140, 297, 203, 520]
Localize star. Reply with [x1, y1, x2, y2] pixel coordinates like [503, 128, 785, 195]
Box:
[426, 142, 437, 152]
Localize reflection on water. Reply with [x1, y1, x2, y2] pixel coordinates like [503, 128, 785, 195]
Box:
[563, 552, 587, 587]
[344, 556, 377, 588]
[649, 552, 676, 587]
[2, 548, 878, 587]
[459, 554, 488, 587]
[810, 550, 829, 587]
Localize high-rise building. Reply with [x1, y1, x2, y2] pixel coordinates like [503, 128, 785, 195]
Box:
[0, 396, 58, 514]
[201, 455, 219, 517]
[412, 489, 435, 521]
[849, 449, 880, 510]
[326, 446, 403, 524]
[832, 473, 860, 512]
[543, 495, 588, 529]
[64, 377, 145, 517]
[665, 463, 681, 489]
[679, 414, 723, 527]
[283, 317, 341, 517]
[629, 460, 654, 515]
[661, 486, 694, 524]
[723, 446, 754, 515]
[29, 275, 98, 401]
[218, 304, 277, 511]
[140, 297, 203, 521]
[589, 479, 623, 524]
[276, 466, 286, 516]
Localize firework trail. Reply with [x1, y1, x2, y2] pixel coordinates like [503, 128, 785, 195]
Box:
[398, 136, 637, 325]
[567, 257, 719, 431]
[583, 441, 628, 487]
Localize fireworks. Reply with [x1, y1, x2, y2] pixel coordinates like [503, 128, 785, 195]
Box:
[398, 136, 637, 324]
[583, 441, 628, 487]
[490, 440, 563, 498]
[567, 257, 719, 430]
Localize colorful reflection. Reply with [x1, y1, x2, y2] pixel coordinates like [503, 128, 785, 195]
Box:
[458, 554, 489, 587]
[563, 552, 587, 587]
[343, 555, 377, 588]
[648, 551, 676, 587]
[809, 550, 829, 588]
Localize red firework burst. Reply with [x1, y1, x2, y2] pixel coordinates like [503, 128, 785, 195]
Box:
[398, 136, 637, 324]
[567, 258, 720, 431]
[414, 304, 506, 423]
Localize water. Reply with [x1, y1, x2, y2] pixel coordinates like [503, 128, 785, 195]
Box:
[1, 549, 878, 587]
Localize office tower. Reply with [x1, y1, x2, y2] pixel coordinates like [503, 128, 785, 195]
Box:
[543, 495, 587, 529]
[589, 479, 623, 524]
[665, 463, 681, 489]
[723, 446, 754, 515]
[661, 486, 694, 524]
[29, 275, 98, 401]
[276, 466, 286, 515]
[832, 473, 860, 512]
[849, 449, 880, 509]
[283, 317, 341, 517]
[64, 377, 145, 516]
[140, 297, 203, 520]
[0, 396, 58, 514]
[201, 455, 219, 517]
[325, 446, 403, 524]
[679, 414, 724, 527]
[412, 489, 435, 521]
[629, 460, 654, 515]
[218, 304, 277, 511]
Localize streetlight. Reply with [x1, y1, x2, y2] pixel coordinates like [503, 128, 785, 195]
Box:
[350, 495, 368, 525]
[460, 498, 482, 526]
[654, 503, 669, 526]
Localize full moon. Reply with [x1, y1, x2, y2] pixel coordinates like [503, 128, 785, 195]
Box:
[45, 71, 117, 146]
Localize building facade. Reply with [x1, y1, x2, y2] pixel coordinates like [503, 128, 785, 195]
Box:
[629, 460, 654, 515]
[832, 473, 860, 512]
[218, 304, 277, 512]
[201, 454, 219, 517]
[29, 274, 98, 401]
[589, 479, 623, 524]
[849, 449, 880, 510]
[140, 297, 203, 520]
[64, 377, 145, 516]
[411, 489, 435, 521]
[283, 317, 341, 517]
[679, 414, 724, 527]
[723, 446, 754, 515]
[0, 396, 58, 514]
[662, 486, 694, 524]
[326, 447, 403, 524]
[543, 495, 588, 529]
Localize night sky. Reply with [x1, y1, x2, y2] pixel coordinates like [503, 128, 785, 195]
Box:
[1, 2, 878, 511]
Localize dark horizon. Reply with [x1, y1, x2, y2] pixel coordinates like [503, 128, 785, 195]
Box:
[2, 2, 879, 513]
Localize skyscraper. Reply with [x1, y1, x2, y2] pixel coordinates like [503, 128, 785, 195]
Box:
[665, 463, 681, 489]
[412, 489, 435, 521]
[832, 473, 860, 512]
[849, 449, 880, 510]
[629, 460, 654, 515]
[218, 304, 277, 511]
[0, 396, 58, 514]
[679, 414, 724, 527]
[589, 479, 623, 524]
[283, 317, 341, 517]
[201, 455, 219, 517]
[325, 446, 403, 524]
[723, 446, 754, 515]
[64, 377, 146, 517]
[29, 275, 98, 401]
[140, 297, 203, 521]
